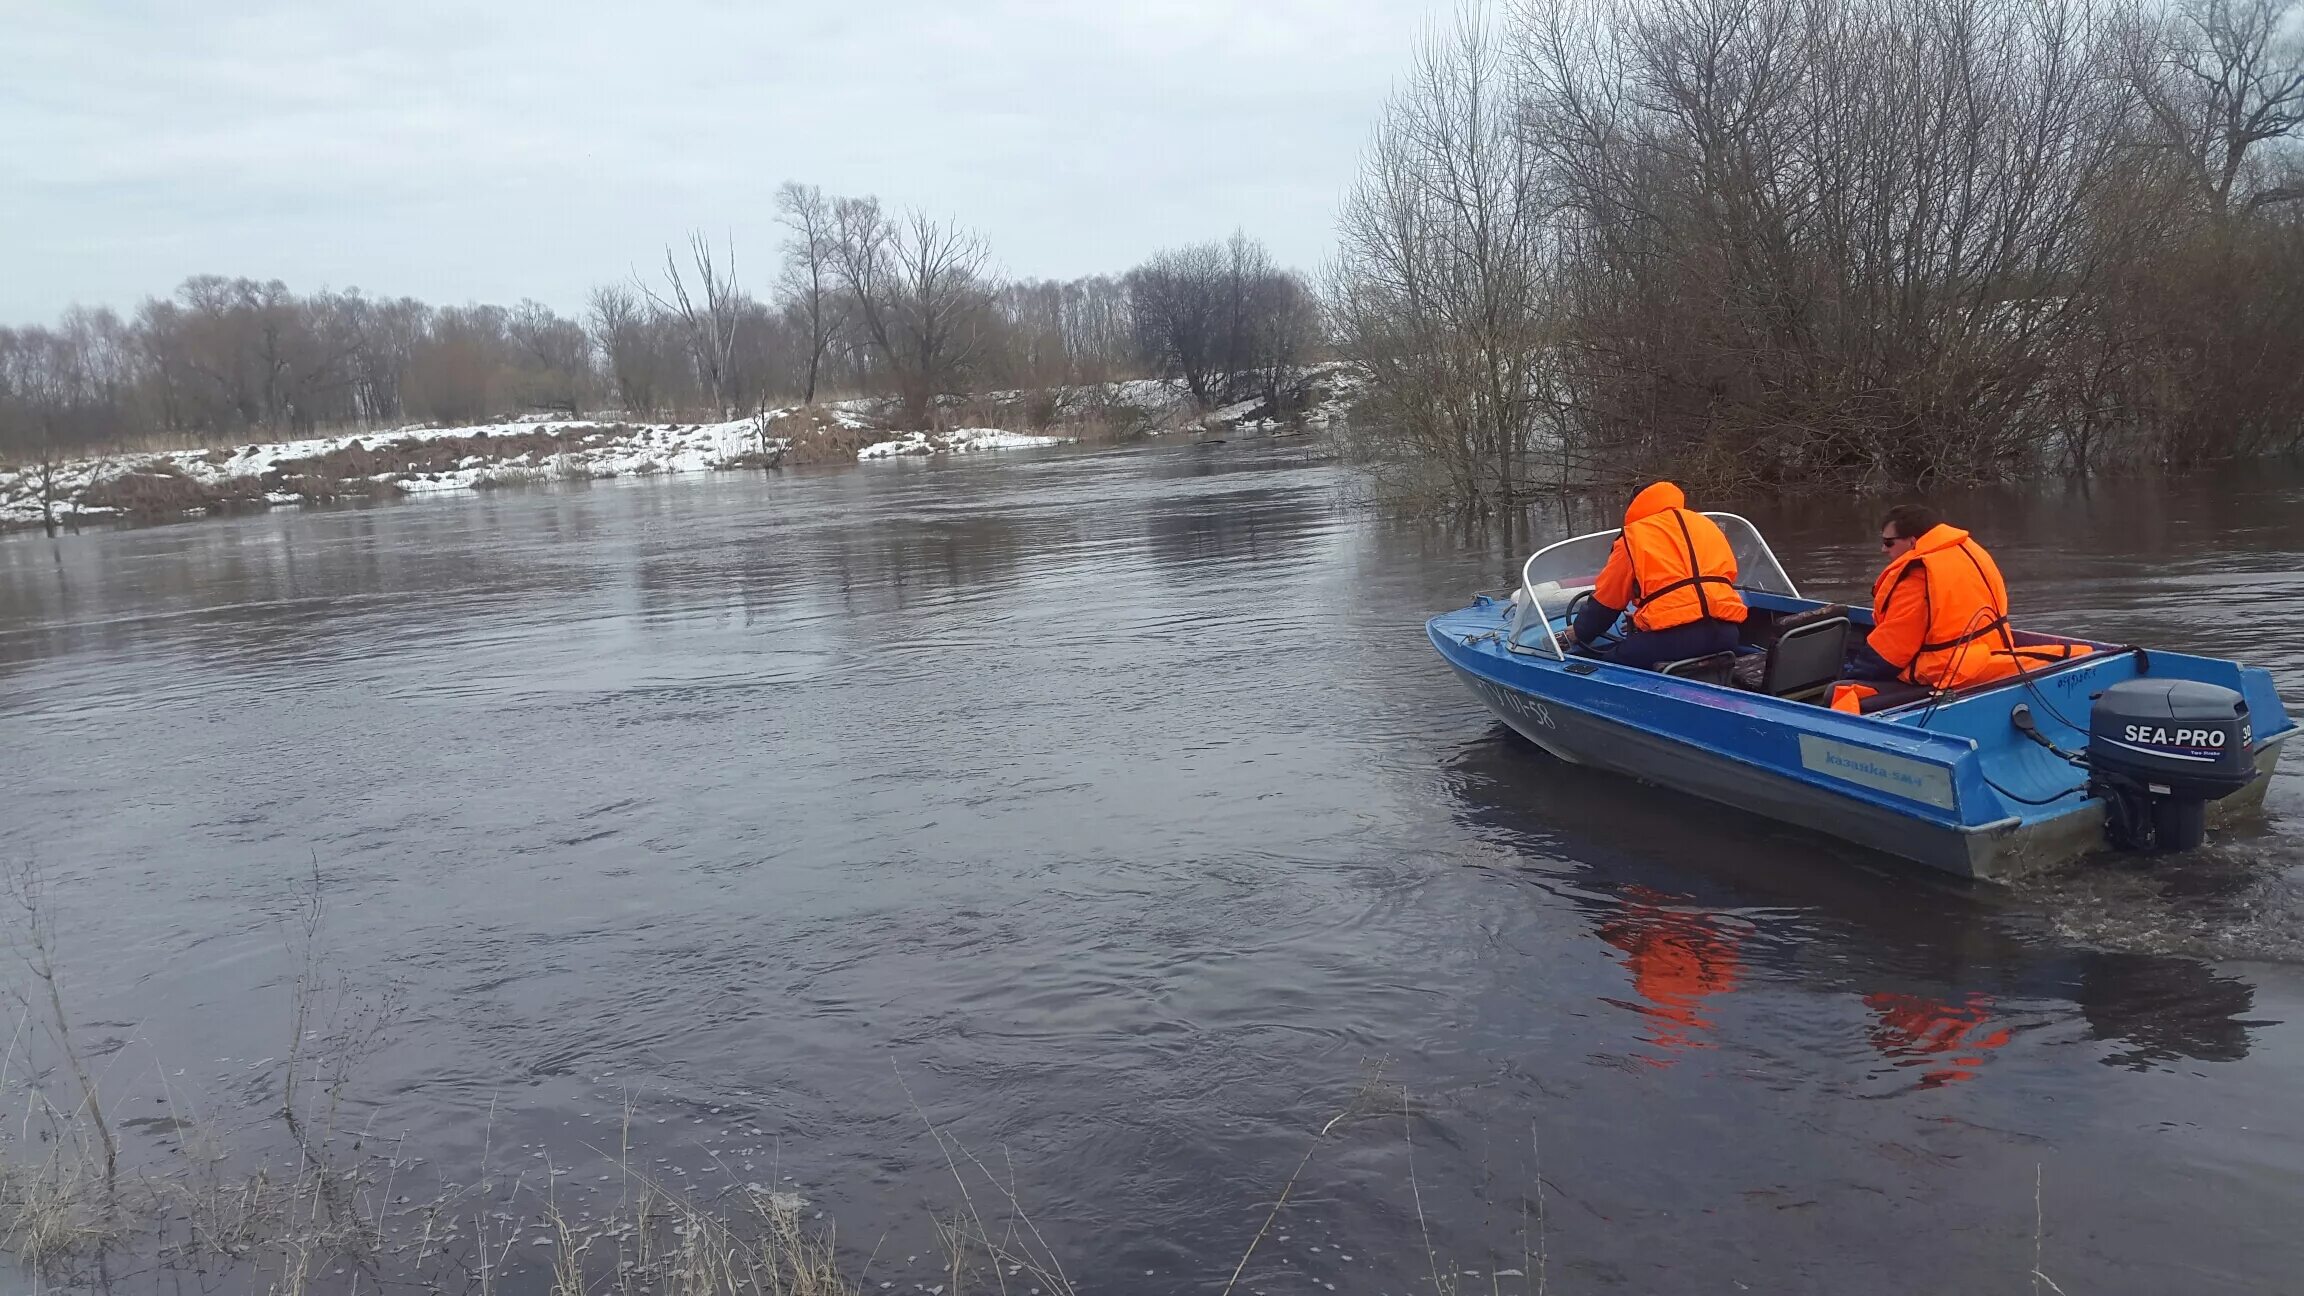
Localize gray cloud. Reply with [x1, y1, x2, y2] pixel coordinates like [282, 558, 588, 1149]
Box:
[1, 0, 1433, 322]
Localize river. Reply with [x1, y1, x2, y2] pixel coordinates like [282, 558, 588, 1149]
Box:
[1, 441, 2300, 1293]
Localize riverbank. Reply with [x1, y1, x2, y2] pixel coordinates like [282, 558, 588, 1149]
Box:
[0, 366, 1362, 535]
[0, 412, 1068, 536]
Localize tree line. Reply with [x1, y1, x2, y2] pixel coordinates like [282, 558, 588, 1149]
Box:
[0, 186, 1320, 461]
[1336, 0, 2304, 513]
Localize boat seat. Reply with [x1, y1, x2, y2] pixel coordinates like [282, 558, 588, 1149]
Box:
[1768, 602, 1851, 643]
[1758, 614, 1851, 702]
[1659, 650, 1738, 686]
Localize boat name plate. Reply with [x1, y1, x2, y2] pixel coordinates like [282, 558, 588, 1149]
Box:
[1796, 735, 1955, 810]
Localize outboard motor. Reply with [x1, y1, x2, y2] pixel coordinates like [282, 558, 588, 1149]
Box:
[2087, 679, 2257, 851]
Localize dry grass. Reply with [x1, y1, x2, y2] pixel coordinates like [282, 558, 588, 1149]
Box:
[77, 461, 271, 518]
[272, 427, 617, 483]
[0, 1136, 123, 1271]
[44, 426, 266, 461]
[772, 408, 882, 467]
[472, 466, 552, 490]
[273, 472, 407, 503]
[19, 416, 691, 469]
[533, 1173, 856, 1296]
[1051, 407, 1149, 444]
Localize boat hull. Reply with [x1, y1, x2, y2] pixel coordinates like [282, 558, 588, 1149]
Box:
[1429, 586, 2294, 883]
[1446, 660, 2285, 880]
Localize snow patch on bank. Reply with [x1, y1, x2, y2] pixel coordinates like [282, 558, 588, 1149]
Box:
[0, 363, 1367, 533]
[856, 429, 1075, 460]
[0, 416, 776, 529]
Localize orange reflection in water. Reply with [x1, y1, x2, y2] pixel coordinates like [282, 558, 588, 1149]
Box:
[1863, 991, 2014, 1088]
[1598, 886, 1744, 1065]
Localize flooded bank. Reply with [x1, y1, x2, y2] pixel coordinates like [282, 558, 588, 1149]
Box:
[1, 446, 2300, 1293]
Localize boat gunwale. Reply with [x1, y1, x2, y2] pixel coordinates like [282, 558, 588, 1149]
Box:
[1433, 596, 1983, 760]
[1443, 587, 2256, 746]
[1429, 611, 1983, 828]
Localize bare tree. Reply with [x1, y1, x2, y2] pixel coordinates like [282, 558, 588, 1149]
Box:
[0, 329, 79, 535]
[643, 232, 747, 417]
[2129, 0, 2304, 216]
[507, 300, 596, 416]
[2094, 0, 2304, 467]
[1333, 0, 2171, 496]
[1243, 269, 1324, 410]
[146, 276, 365, 434]
[339, 295, 428, 426]
[830, 196, 996, 426]
[404, 305, 510, 424]
[1127, 241, 1233, 406]
[1334, 9, 1557, 515]
[1125, 232, 1313, 410]
[776, 182, 844, 404]
[587, 285, 662, 415]
[1061, 275, 1137, 383]
[988, 280, 1072, 396]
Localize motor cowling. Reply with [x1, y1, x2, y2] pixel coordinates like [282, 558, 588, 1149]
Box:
[2087, 679, 2257, 851]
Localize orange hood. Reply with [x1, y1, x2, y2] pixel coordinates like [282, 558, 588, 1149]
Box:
[1910, 522, 1971, 555]
[1624, 481, 1686, 526]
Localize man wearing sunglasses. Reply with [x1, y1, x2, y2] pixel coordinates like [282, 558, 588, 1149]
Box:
[1844, 504, 2053, 694]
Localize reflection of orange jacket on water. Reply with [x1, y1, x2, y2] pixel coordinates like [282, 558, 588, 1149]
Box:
[1863, 991, 2013, 1088]
[1599, 889, 1743, 1059]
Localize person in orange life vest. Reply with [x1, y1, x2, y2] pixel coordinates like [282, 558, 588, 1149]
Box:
[1844, 504, 2082, 695]
[1565, 481, 1749, 671]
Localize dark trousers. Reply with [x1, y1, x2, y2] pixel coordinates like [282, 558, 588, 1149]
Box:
[1840, 640, 1938, 710]
[1843, 640, 1902, 682]
[1599, 618, 1742, 671]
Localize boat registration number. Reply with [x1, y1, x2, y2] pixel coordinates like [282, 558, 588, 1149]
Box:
[1472, 681, 1557, 730]
[1797, 735, 1956, 810]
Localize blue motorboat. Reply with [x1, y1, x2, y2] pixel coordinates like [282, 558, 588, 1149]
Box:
[1429, 515, 2294, 881]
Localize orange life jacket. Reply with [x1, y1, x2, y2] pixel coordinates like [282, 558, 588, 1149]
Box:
[1594, 482, 1749, 633]
[1869, 524, 2086, 691]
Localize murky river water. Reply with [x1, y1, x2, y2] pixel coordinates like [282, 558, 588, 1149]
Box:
[3, 443, 2302, 1294]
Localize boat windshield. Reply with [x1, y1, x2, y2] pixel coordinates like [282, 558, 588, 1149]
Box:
[1508, 513, 1801, 658]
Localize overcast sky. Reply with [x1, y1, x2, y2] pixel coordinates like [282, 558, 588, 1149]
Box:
[1, 0, 1438, 325]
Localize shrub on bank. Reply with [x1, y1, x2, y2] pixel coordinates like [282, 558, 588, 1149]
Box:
[773, 407, 883, 467]
[80, 463, 269, 518]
